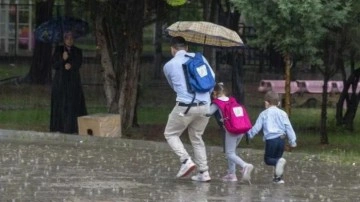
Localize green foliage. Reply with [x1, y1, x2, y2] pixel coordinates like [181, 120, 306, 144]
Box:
[165, 0, 187, 7]
[231, 0, 351, 62]
[166, 1, 203, 24]
[340, 1, 360, 59]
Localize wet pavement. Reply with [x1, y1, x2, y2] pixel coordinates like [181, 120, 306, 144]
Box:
[0, 129, 359, 202]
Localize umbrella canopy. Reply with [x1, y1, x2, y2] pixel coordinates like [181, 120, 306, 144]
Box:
[34, 16, 89, 43]
[166, 21, 244, 48]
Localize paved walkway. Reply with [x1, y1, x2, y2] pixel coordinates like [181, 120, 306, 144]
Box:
[0, 129, 359, 202]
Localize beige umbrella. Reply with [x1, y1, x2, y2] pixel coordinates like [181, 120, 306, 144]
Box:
[166, 21, 244, 48]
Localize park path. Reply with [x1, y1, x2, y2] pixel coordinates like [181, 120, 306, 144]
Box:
[0, 129, 359, 202]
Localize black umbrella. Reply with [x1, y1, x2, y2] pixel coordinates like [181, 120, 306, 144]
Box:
[34, 16, 89, 43]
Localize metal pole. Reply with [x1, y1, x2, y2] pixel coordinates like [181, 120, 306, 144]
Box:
[4, 0, 10, 53]
[28, 0, 33, 51]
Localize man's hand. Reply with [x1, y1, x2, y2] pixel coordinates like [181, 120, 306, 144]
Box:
[63, 51, 69, 60]
[65, 63, 71, 70]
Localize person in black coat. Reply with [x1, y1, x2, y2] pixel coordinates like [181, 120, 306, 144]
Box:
[50, 31, 87, 134]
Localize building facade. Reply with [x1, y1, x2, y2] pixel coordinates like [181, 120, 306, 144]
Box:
[0, 0, 34, 56]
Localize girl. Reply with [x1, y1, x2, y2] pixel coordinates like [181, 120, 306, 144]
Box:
[208, 82, 254, 182]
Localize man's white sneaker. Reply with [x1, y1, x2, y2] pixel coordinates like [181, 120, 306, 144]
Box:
[275, 158, 286, 177]
[191, 171, 211, 182]
[176, 158, 196, 178]
[242, 164, 254, 181]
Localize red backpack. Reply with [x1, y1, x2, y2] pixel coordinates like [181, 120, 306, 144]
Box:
[212, 97, 252, 135]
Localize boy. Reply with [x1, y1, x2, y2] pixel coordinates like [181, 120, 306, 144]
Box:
[247, 91, 297, 184]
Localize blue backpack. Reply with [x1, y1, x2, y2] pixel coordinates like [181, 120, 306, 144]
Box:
[180, 52, 215, 115]
[182, 52, 215, 93]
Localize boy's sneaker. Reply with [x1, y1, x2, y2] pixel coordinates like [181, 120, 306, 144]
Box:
[273, 176, 285, 184]
[275, 158, 286, 177]
[191, 171, 211, 182]
[222, 173, 238, 182]
[242, 164, 254, 181]
[176, 158, 196, 178]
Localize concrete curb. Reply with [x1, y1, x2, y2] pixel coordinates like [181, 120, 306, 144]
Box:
[0, 129, 169, 150]
[0, 129, 228, 153]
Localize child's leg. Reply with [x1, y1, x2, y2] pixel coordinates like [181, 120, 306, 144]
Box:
[264, 137, 285, 166]
[265, 136, 287, 183]
[224, 132, 247, 173]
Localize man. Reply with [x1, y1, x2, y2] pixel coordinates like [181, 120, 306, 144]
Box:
[163, 36, 215, 182]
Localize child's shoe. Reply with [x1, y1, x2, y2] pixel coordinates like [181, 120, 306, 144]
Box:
[275, 158, 286, 177]
[273, 176, 285, 184]
[242, 164, 254, 181]
[222, 173, 238, 182]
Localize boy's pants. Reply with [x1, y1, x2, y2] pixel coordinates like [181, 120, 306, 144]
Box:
[264, 136, 285, 166]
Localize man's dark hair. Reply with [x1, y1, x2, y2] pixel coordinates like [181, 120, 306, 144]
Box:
[170, 36, 187, 49]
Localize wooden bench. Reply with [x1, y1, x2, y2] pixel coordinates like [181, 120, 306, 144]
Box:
[257, 80, 299, 94]
[296, 80, 332, 94]
[331, 81, 360, 94]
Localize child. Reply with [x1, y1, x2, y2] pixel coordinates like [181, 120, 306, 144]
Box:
[207, 83, 254, 182]
[247, 90, 297, 184]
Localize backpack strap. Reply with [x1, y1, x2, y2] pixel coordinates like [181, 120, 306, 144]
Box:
[181, 54, 196, 115]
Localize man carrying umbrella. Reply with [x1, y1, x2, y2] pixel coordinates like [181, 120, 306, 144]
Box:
[163, 36, 215, 182]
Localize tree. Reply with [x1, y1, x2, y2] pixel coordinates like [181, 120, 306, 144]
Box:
[26, 0, 55, 84]
[89, 0, 145, 131]
[336, 68, 360, 131]
[335, 1, 360, 131]
[231, 0, 350, 144]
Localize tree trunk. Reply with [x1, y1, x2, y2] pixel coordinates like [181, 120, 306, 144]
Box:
[336, 68, 360, 131]
[91, 0, 144, 130]
[26, 0, 54, 84]
[283, 53, 292, 115]
[320, 37, 341, 144]
[153, 20, 163, 79]
[93, 15, 117, 111]
[320, 77, 329, 144]
[231, 53, 245, 104]
[202, 0, 217, 68]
